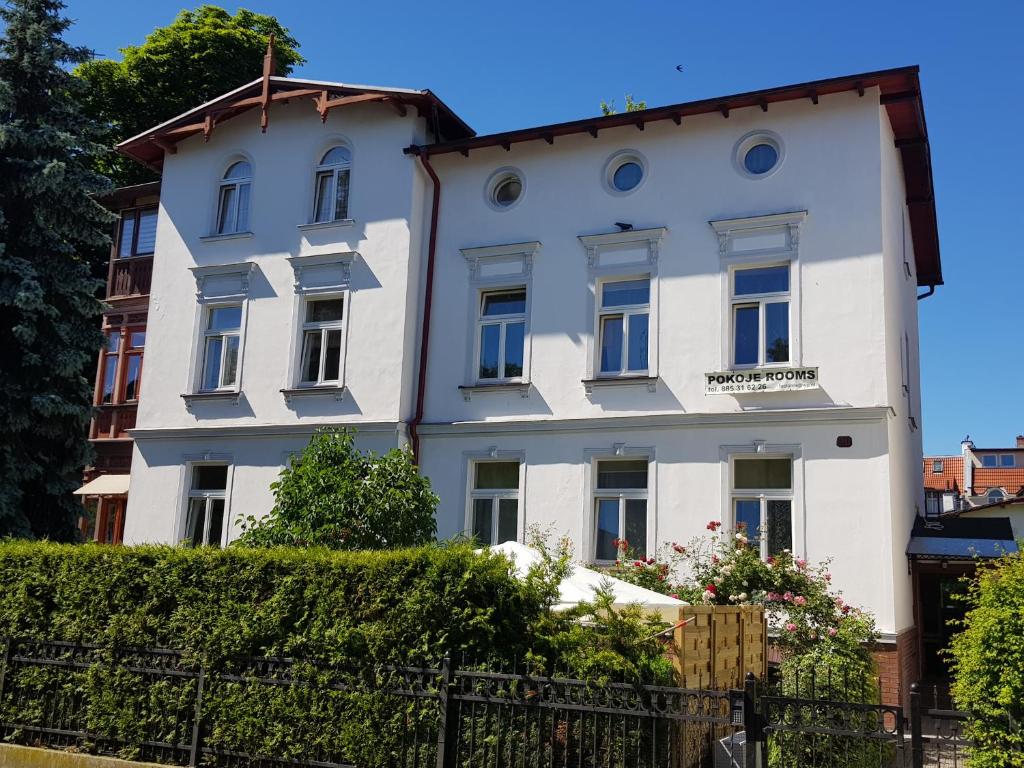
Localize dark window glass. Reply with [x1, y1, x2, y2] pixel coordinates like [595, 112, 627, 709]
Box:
[595, 498, 619, 560]
[627, 313, 649, 371]
[612, 161, 643, 191]
[504, 322, 525, 378]
[734, 458, 791, 490]
[118, 216, 136, 258]
[224, 161, 251, 180]
[135, 209, 158, 254]
[1000, 455, 1015, 467]
[766, 500, 792, 555]
[123, 355, 142, 401]
[472, 498, 492, 543]
[735, 265, 789, 296]
[306, 298, 344, 323]
[207, 499, 225, 549]
[599, 315, 623, 373]
[301, 331, 322, 383]
[494, 177, 521, 206]
[479, 324, 500, 379]
[107, 332, 121, 353]
[474, 462, 519, 490]
[624, 499, 647, 557]
[734, 305, 759, 365]
[765, 302, 789, 363]
[482, 290, 526, 316]
[192, 465, 228, 491]
[735, 499, 761, 541]
[323, 330, 342, 381]
[334, 169, 350, 220]
[596, 460, 648, 490]
[129, 331, 146, 348]
[497, 499, 518, 544]
[982, 455, 997, 468]
[101, 356, 117, 404]
[602, 279, 649, 308]
[744, 143, 778, 175]
[208, 305, 242, 331]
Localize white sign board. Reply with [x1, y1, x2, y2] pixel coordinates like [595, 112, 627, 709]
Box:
[705, 367, 820, 395]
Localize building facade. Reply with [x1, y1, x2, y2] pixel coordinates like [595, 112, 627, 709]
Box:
[116, 67, 941, 699]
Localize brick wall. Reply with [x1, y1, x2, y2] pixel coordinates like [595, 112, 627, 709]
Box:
[872, 626, 919, 709]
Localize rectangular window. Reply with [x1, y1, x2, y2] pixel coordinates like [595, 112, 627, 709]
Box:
[299, 297, 345, 385]
[981, 454, 997, 468]
[184, 464, 228, 547]
[201, 305, 242, 391]
[932, 460, 944, 473]
[1000, 455, 1015, 468]
[117, 207, 158, 258]
[732, 456, 793, 557]
[598, 278, 649, 375]
[731, 264, 789, 367]
[470, 461, 519, 545]
[313, 168, 350, 223]
[593, 458, 648, 560]
[477, 289, 526, 381]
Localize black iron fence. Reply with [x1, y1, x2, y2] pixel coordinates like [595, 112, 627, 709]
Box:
[0, 637, 1020, 768]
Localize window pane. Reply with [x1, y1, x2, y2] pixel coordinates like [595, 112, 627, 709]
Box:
[216, 185, 236, 234]
[734, 265, 789, 296]
[765, 301, 789, 363]
[118, 214, 135, 258]
[479, 324, 500, 379]
[766, 500, 792, 556]
[208, 306, 242, 331]
[734, 458, 792, 490]
[207, 499, 225, 548]
[314, 171, 334, 223]
[192, 465, 228, 491]
[224, 161, 252, 180]
[734, 305, 759, 366]
[136, 209, 158, 254]
[744, 143, 778, 175]
[101, 356, 117, 404]
[982, 455, 997, 467]
[1000, 455, 1014, 467]
[595, 498, 620, 560]
[321, 146, 351, 165]
[472, 498, 493, 544]
[301, 330, 322, 382]
[596, 459, 648, 490]
[626, 312, 649, 371]
[307, 298, 344, 323]
[235, 183, 251, 232]
[474, 461, 519, 490]
[129, 331, 146, 348]
[504, 321, 525, 378]
[599, 315, 623, 373]
[612, 161, 643, 192]
[734, 499, 761, 541]
[482, 290, 526, 316]
[334, 168, 350, 221]
[202, 337, 223, 390]
[123, 355, 142, 401]
[107, 332, 121, 353]
[222, 335, 239, 386]
[497, 498, 518, 544]
[624, 499, 647, 557]
[186, 498, 206, 547]
[602, 279, 649, 308]
[323, 329, 342, 381]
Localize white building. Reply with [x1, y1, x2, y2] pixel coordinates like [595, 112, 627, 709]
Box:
[117, 66, 941, 700]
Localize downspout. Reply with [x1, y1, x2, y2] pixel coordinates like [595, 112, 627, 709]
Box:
[408, 146, 440, 464]
[916, 285, 936, 301]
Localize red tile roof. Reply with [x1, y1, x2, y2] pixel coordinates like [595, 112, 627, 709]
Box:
[972, 468, 1024, 495]
[923, 456, 962, 492]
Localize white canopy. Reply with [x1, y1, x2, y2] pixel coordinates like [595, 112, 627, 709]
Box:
[487, 541, 687, 621]
[73, 474, 130, 496]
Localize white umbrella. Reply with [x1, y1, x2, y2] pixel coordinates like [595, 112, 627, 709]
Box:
[486, 541, 687, 622]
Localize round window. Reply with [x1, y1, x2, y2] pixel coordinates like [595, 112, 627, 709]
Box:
[744, 143, 779, 175]
[485, 168, 524, 210]
[493, 175, 522, 207]
[612, 161, 643, 192]
[604, 151, 647, 195]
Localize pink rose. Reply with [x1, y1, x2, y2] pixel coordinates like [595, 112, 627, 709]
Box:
[783, 591, 794, 602]
[670, 593, 679, 600]
[794, 595, 807, 606]
[785, 623, 797, 632]
[828, 627, 838, 637]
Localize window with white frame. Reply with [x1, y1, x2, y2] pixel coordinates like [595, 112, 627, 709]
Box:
[593, 459, 648, 560]
[215, 161, 252, 235]
[184, 464, 228, 547]
[312, 146, 351, 223]
[981, 454, 997, 468]
[469, 461, 519, 545]
[731, 264, 790, 367]
[932, 460, 944, 473]
[1000, 454, 1015, 467]
[598, 278, 650, 376]
[299, 297, 345, 385]
[477, 289, 526, 381]
[731, 456, 793, 557]
[987, 489, 1006, 504]
[201, 305, 242, 391]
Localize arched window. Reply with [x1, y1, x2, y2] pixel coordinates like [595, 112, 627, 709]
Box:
[215, 160, 252, 235]
[312, 146, 351, 223]
[987, 489, 1006, 504]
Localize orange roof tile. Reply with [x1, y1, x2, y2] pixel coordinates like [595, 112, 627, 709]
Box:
[923, 456, 962, 492]
[972, 467, 1024, 495]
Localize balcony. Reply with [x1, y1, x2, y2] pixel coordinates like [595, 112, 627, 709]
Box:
[90, 404, 138, 440]
[108, 256, 153, 299]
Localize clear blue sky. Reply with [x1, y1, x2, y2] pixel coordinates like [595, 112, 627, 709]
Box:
[61, 0, 1024, 454]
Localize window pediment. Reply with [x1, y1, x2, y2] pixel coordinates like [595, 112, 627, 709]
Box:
[287, 252, 356, 294]
[190, 262, 255, 301]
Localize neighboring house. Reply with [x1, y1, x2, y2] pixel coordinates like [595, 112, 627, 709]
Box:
[114, 63, 941, 704]
[73, 182, 161, 543]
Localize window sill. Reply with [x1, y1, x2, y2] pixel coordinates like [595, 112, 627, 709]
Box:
[459, 382, 531, 401]
[181, 391, 242, 412]
[199, 231, 254, 243]
[582, 376, 658, 395]
[281, 385, 347, 404]
[297, 219, 355, 233]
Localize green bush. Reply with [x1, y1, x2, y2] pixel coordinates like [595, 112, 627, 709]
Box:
[949, 551, 1024, 768]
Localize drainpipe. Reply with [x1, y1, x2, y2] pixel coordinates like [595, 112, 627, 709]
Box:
[916, 285, 936, 301]
[408, 146, 440, 465]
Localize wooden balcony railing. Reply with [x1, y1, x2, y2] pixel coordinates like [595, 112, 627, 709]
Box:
[108, 256, 153, 298]
[89, 404, 138, 440]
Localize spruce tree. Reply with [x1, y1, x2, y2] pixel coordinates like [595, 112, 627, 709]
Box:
[0, 0, 112, 539]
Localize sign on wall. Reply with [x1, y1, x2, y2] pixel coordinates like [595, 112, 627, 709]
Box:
[704, 367, 820, 395]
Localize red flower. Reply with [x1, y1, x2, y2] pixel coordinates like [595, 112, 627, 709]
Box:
[646, 556, 655, 565]
[672, 543, 686, 554]
[736, 521, 747, 530]
[706, 520, 722, 531]
[705, 583, 717, 595]
[711, 555, 720, 564]
[611, 538, 620, 548]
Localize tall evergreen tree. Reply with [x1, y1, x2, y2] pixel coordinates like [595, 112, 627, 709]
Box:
[0, 0, 112, 539]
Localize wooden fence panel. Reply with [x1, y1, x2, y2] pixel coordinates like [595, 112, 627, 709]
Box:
[672, 605, 766, 689]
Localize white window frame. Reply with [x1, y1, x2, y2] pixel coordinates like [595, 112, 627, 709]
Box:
[999, 454, 1015, 468]
[176, 455, 234, 547]
[460, 243, 538, 396]
[578, 228, 665, 390]
[474, 287, 528, 384]
[932, 460, 944, 473]
[597, 276, 651, 377]
[720, 442, 804, 558]
[186, 263, 254, 405]
[468, 460, 521, 545]
[981, 454, 998, 468]
[298, 295, 347, 385]
[987, 488, 1006, 504]
[711, 211, 806, 372]
[462, 448, 526, 544]
[728, 262, 791, 369]
[311, 145, 352, 224]
[215, 160, 253, 235]
[200, 303, 243, 391]
[730, 455, 794, 558]
[582, 445, 655, 564]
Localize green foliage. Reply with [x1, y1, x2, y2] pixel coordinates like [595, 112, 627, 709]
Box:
[600, 94, 647, 115]
[74, 4, 304, 185]
[949, 551, 1024, 767]
[0, 0, 110, 540]
[236, 428, 438, 550]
